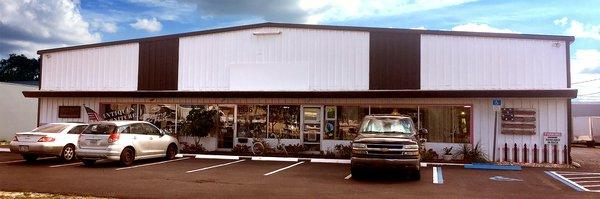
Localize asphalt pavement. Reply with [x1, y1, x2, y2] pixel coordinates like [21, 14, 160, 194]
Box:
[0, 152, 599, 199]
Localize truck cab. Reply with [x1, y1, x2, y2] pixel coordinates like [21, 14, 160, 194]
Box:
[350, 115, 424, 180]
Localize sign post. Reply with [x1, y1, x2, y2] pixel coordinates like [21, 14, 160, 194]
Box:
[492, 98, 502, 162]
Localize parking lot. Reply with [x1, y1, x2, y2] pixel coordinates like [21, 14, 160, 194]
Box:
[0, 152, 599, 199]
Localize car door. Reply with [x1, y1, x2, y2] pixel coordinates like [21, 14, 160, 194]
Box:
[142, 123, 164, 155]
[129, 123, 152, 156]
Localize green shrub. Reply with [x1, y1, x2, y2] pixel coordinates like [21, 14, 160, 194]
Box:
[457, 142, 489, 163]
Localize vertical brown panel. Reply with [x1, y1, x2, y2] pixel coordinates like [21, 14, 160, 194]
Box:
[369, 31, 420, 90]
[138, 38, 179, 90]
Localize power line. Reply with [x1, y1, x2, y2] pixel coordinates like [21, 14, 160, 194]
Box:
[572, 78, 600, 84]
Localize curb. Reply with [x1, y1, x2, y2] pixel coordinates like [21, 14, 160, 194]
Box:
[0, 148, 10, 153]
[175, 153, 350, 164]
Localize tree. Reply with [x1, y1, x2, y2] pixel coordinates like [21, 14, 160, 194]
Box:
[180, 107, 221, 146]
[0, 54, 39, 82]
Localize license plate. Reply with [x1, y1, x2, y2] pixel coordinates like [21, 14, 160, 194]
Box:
[19, 145, 29, 152]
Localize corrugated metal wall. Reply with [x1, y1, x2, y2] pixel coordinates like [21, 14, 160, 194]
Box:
[178, 27, 370, 91]
[41, 43, 139, 91]
[421, 35, 567, 90]
[39, 97, 568, 163]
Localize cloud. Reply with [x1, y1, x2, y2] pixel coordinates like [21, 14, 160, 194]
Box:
[130, 0, 476, 24]
[451, 23, 520, 33]
[553, 17, 568, 26]
[130, 17, 163, 32]
[571, 49, 600, 100]
[91, 21, 118, 33]
[0, 0, 101, 58]
[565, 20, 600, 40]
[411, 26, 427, 30]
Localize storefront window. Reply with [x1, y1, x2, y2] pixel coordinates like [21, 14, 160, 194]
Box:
[138, 104, 176, 134]
[268, 105, 300, 139]
[419, 106, 471, 143]
[99, 103, 137, 121]
[237, 105, 267, 138]
[370, 106, 419, 124]
[177, 105, 220, 144]
[326, 106, 369, 140]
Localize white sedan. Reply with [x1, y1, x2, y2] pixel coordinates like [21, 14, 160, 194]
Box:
[10, 123, 88, 162]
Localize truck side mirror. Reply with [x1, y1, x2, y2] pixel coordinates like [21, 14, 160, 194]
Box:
[418, 128, 428, 136]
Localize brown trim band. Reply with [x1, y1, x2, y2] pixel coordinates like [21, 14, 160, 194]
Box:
[23, 89, 578, 98]
[38, 22, 575, 54]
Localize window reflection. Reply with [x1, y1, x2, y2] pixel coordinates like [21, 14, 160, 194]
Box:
[236, 105, 267, 138]
[268, 105, 300, 139]
[419, 106, 471, 143]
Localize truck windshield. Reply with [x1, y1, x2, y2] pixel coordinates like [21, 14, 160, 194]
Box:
[359, 117, 414, 134]
[82, 124, 117, 134]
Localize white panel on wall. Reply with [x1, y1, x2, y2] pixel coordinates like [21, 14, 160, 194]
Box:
[229, 63, 309, 91]
[178, 27, 370, 91]
[41, 43, 139, 91]
[421, 35, 567, 90]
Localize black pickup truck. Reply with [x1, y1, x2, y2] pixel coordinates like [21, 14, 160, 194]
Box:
[350, 115, 424, 180]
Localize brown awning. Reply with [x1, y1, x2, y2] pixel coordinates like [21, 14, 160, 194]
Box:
[22, 89, 578, 98]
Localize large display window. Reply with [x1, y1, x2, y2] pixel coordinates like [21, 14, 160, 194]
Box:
[99, 104, 138, 121]
[419, 106, 471, 143]
[324, 106, 369, 140]
[138, 104, 176, 134]
[268, 105, 300, 139]
[236, 105, 267, 138]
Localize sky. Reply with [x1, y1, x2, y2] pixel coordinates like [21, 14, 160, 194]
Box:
[0, 0, 599, 101]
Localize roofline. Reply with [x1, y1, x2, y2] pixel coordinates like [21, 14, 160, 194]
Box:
[22, 89, 578, 99]
[37, 22, 575, 54]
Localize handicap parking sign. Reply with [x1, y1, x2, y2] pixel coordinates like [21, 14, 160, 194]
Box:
[492, 99, 502, 110]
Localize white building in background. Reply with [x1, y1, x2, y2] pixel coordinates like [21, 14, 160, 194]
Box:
[24, 23, 576, 163]
[0, 82, 38, 141]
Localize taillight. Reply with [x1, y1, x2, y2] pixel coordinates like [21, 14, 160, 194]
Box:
[12, 136, 18, 141]
[38, 136, 55, 142]
[108, 132, 120, 143]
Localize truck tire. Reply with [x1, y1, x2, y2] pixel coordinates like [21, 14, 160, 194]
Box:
[410, 171, 421, 181]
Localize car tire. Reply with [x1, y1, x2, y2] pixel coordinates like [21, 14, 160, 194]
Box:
[165, 144, 177, 160]
[60, 145, 76, 162]
[22, 154, 38, 162]
[410, 170, 421, 181]
[82, 159, 96, 166]
[120, 147, 135, 166]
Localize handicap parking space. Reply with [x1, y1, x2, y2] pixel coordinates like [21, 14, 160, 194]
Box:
[546, 170, 600, 192]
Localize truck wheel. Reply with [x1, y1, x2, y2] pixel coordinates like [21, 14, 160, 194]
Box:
[351, 167, 363, 179]
[410, 171, 421, 181]
[587, 141, 595, 148]
[82, 159, 96, 166]
[22, 154, 38, 162]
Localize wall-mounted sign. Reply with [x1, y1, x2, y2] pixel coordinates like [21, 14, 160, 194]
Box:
[58, 106, 81, 118]
[501, 108, 536, 135]
[543, 132, 562, 144]
[492, 99, 502, 111]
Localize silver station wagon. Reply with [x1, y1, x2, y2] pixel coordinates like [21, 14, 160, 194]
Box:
[10, 123, 88, 162]
[77, 121, 180, 166]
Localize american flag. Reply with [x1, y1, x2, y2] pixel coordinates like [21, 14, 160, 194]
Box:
[501, 108, 536, 135]
[84, 105, 102, 122]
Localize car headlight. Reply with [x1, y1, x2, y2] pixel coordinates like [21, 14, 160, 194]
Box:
[352, 143, 367, 148]
[403, 145, 419, 149]
[404, 151, 419, 156]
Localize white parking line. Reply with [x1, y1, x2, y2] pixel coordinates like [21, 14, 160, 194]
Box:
[0, 148, 10, 152]
[195, 154, 240, 160]
[186, 159, 245, 173]
[0, 157, 54, 164]
[433, 167, 443, 184]
[115, 157, 189, 171]
[264, 161, 305, 176]
[310, 158, 350, 164]
[49, 162, 83, 168]
[566, 176, 600, 180]
[251, 156, 298, 162]
[344, 174, 352, 180]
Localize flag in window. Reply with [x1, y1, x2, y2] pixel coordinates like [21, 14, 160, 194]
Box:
[84, 105, 102, 122]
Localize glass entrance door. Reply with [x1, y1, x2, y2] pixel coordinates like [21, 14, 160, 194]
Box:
[301, 106, 323, 151]
[217, 105, 235, 149]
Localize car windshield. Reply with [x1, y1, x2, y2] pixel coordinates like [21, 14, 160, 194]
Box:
[359, 117, 414, 134]
[82, 123, 117, 135]
[32, 124, 68, 133]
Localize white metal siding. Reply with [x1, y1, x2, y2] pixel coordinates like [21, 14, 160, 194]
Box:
[178, 27, 369, 91]
[41, 43, 139, 91]
[421, 35, 567, 90]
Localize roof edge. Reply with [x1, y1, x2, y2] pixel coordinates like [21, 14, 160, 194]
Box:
[23, 89, 578, 99]
[37, 22, 575, 55]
